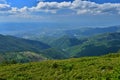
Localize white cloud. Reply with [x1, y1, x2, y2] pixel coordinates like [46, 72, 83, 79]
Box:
[70, 0, 120, 15]
[1, 0, 120, 16]
[28, 0, 120, 15]
[0, 4, 11, 11]
[29, 1, 71, 13]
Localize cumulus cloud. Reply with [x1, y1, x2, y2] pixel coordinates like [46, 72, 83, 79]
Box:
[0, 0, 120, 15]
[70, 0, 120, 15]
[0, 4, 11, 11]
[29, 0, 120, 15]
[29, 1, 71, 13]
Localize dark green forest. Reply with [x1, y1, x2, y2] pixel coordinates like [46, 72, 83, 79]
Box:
[0, 32, 120, 62]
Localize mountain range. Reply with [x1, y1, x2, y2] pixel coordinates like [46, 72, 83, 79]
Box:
[0, 34, 66, 62]
[0, 25, 120, 80]
[0, 25, 120, 62]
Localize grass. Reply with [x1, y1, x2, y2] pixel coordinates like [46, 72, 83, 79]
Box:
[0, 53, 120, 80]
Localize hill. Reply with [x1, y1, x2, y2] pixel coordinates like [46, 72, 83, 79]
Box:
[42, 48, 68, 59]
[0, 34, 50, 53]
[1, 29, 120, 62]
[49, 35, 86, 49]
[46, 32, 120, 57]
[0, 34, 68, 62]
[0, 34, 51, 62]
[0, 53, 120, 80]
[0, 51, 47, 63]
[15, 26, 120, 44]
[67, 32, 120, 57]
[64, 26, 120, 38]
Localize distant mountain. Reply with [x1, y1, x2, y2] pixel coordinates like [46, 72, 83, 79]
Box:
[0, 34, 50, 53]
[1, 24, 120, 43]
[42, 48, 68, 59]
[15, 26, 120, 44]
[0, 34, 69, 62]
[49, 35, 87, 49]
[0, 34, 51, 62]
[1, 26, 120, 61]
[36, 32, 120, 58]
[67, 32, 120, 57]
[64, 26, 120, 38]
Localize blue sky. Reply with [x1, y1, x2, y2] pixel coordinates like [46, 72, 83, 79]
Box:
[89, 0, 120, 3]
[5, 0, 120, 8]
[0, 0, 120, 27]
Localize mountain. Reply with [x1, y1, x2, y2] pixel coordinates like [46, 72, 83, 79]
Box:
[49, 35, 87, 49]
[46, 32, 120, 58]
[16, 26, 120, 45]
[0, 34, 69, 62]
[42, 48, 68, 59]
[0, 34, 50, 53]
[1, 25, 120, 44]
[0, 53, 120, 80]
[64, 26, 120, 38]
[67, 32, 120, 57]
[1, 26, 120, 62]
[0, 34, 51, 62]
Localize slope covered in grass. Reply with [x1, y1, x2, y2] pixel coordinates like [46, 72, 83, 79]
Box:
[0, 53, 120, 80]
[0, 51, 47, 63]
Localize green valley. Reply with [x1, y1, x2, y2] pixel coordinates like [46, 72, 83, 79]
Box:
[0, 32, 120, 62]
[0, 34, 67, 62]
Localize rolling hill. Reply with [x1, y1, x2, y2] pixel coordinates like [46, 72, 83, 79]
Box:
[0, 34, 50, 53]
[49, 35, 86, 49]
[1, 25, 120, 44]
[0, 34, 51, 62]
[0, 34, 68, 62]
[0, 51, 47, 63]
[1, 29, 120, 62]
[0, 53, 120, 80]
[67, 32, 120, 57]
[64, 25, 120, 38]
[16, 26, 120, 43]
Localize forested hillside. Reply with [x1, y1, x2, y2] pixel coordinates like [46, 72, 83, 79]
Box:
[67, 32, 120, 57]
[0, 34, 68, 62]
[0, 32, 120, 62]
[0, 34, 50, 53]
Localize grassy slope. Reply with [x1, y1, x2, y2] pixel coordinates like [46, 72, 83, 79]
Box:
[0, 51, 47, 63]
[0, 53, 120, 80]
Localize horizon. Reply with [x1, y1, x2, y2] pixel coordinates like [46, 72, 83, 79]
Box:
[0, 22, 120, 28]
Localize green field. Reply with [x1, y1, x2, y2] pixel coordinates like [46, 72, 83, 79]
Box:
[0, 53, 120, 80]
